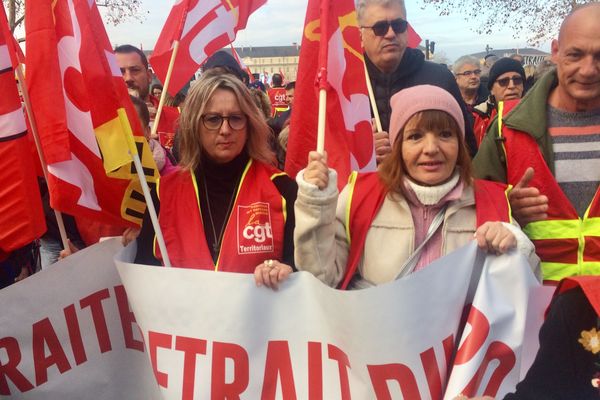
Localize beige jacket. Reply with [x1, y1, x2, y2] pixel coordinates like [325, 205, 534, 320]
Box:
[294, 169, 540, 288]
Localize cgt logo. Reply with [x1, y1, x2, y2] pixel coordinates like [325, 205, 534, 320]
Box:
[242, 223, 273, 243]
[237, 203, 275, 254]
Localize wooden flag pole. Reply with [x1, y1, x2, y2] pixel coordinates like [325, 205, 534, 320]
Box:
[363, 62, 383, 133]
[16, 64, 70, 252]
[150, 40, 180, 141]
[316, 88, 327, 154]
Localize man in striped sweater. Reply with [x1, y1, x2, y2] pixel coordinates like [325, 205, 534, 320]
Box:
[473, 3, 600, 282]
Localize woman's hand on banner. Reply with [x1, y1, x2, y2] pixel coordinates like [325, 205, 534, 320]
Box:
[254, 259, 292, 290]
[475, 221, 517, 254]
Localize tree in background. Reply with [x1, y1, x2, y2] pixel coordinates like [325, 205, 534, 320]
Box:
[3, 0, 147, 32]
[419, 0, 592, 46]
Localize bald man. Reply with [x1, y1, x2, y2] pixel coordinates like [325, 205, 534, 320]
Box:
[474, 3, 600, 283]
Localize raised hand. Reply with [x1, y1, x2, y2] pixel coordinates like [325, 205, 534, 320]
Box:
[508, 167, 549, 226]
[304, 151, 330, 189]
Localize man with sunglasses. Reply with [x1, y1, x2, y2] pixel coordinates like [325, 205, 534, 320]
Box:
[356, 0, 478, 162]
[471, 57, 525, 145]
[474, 3, 600, 283]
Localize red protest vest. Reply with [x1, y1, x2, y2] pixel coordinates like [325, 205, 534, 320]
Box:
[558, 276, 600, 317]
[496, 101, 600, 282]
[267, 87, 288, 116]
[339, 172, 510, 290]
[154, 160, 286, 272]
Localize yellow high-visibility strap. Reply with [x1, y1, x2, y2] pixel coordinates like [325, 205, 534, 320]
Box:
[497, 101, 508, 162]
[345, 171, 359, 246]
[524, 218, 600, 240]
[540, 261, 580, 281]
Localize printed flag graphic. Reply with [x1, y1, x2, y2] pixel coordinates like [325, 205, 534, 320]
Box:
[285, 0, 376, 188]
[25, 0, 158, 229]
[0, 3, 46, 258]
[151, 0, 266, 95]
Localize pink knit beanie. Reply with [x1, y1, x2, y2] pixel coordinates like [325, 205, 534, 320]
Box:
[388, 85, 465, 146]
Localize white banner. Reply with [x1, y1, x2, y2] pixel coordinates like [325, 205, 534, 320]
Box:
[114, 242, 552, 400]
[0, 239, 161, 399]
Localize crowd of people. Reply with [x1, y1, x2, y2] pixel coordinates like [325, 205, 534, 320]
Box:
[2, 0, 600, 398]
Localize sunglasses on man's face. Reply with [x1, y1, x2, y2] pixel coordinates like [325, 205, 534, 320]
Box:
[361, 18, 408, 36]
[495, 76, 524, 87]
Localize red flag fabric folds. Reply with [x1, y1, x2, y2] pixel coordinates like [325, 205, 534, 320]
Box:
[285, 0, 376, 189]
[0, 4, 45, 257]
[25, 0, 158, 229]
[150, 0, 266, 95]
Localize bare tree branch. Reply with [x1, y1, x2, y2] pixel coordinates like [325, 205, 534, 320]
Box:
[419, 0, 591, 46]
[2, 0, 147, 31]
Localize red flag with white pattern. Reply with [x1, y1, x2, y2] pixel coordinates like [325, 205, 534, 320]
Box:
[285, 0, 376, 188]
[150, 0, 266, 96]
[0, 3, 45, 258]
[25, 0, 158, 228]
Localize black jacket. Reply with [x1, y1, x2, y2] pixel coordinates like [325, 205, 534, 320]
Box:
[366, 48, 478, 157]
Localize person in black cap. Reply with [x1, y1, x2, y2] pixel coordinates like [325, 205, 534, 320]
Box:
[202, 50, 245, 81]
[487, 57, 526, 104]
[472, 58, 525, 145]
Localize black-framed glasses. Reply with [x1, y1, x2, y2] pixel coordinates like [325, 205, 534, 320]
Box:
[455, 69, 482, 77]
[201, 113, 247, 130]
[495, 76, 524, 87]
[361, 18, 408, 36]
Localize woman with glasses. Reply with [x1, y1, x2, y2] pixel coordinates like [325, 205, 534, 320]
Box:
[473, 58, 526, 146]
[135, 72, 297, 289]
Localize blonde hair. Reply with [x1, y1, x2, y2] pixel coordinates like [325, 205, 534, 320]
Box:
[177, 73, 276, 170]
[378, 110, 472, 191]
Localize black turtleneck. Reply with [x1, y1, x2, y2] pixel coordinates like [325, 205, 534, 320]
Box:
[135, 152, 297, 269]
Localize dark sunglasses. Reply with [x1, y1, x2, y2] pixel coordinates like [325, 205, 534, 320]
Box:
[361, 18, 408, 36]
[495, 76, 524, 87]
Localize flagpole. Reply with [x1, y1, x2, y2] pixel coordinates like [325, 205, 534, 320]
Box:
[363, 62, 383, 133]
[115, 110, 172, 268]
[316, 0, 331, 154]
[15, 64, 70, 252]
[150, 40, 180, 141]
[317, 88, 327, 153]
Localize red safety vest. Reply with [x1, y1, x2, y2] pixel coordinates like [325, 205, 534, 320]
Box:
[497, 101, 600, 282]
[154, 160, 286, 272]
[339, 172, 511, 289]
[558, 276, 600, 316]
[267, 87, 288, 117]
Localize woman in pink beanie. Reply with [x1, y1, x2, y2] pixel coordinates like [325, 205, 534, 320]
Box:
[292, 85, 539, 289]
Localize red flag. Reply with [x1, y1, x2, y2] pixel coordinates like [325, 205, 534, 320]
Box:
[285, 0, 376, 189]
[151, 0, 266, 95]
[0, 4, 45, 257]
[407, 23, 422, 48]
[25, 0, 158, 228]
[157, 105, 181, 149]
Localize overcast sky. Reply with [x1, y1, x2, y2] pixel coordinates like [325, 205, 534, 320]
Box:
[104, 0, 552, 63]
